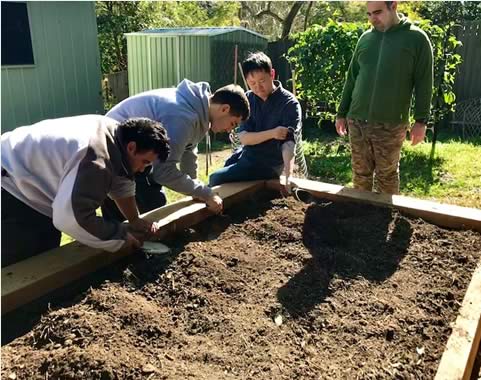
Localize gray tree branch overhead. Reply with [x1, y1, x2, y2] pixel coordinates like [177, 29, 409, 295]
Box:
[256, 9, 284, 23]
[240, 1, 305, 40]
[304, 2, 314, 31]
[281, 1, 304, 39]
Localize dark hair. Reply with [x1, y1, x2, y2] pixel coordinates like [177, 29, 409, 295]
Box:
[211, 84, 250, 121]
[385, 1, 394, 9]
[118, 118, 170, 162]
[242, 51, 272, 78]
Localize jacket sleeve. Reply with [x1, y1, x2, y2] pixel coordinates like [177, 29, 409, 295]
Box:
[108, 175, 136, 200]
[413, 31, 434, 121]
[238, 96, 256, 133]
[282, 99, 303, 138]
[180, 145, 198, 180]
[337, 40, 361, 118]
[52, 157, 128, 252]
[150, 120, 213, 200]
[238, 116, 256, 133]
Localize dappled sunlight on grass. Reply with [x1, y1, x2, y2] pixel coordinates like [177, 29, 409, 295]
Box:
[303, 139, 352, 185]
[400, 140, 481, 208]
[399, 147, 445, 195]
[303, 124, 481, 209]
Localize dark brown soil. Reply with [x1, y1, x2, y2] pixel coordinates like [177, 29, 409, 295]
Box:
[3, 195, 481, 380]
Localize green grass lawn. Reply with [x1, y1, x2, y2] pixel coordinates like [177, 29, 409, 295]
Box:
[302, 123, 481, 209]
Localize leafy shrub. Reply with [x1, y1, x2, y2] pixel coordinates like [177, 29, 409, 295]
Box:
[287, 19, 462, 126]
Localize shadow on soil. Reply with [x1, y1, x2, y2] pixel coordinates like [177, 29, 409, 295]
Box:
[277, 199, 413, 317]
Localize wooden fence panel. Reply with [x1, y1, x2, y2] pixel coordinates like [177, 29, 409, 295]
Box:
[106, 70, 129, 103]
[455, 21, 481, 101]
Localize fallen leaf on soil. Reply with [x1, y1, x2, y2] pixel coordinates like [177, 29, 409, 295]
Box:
[274, 314, 283, 326]
[142, 364, 158, 374]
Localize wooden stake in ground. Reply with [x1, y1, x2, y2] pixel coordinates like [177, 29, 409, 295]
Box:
[234, 44, 238, 85]
[238, 62, 248, 90]
[291, 68, 296, 96]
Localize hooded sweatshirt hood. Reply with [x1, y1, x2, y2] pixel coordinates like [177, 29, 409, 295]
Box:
[106, 79, 215, 200]
[107, 79, 211, 143]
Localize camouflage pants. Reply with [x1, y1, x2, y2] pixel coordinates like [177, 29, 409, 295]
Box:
[348, 119, 408, 195]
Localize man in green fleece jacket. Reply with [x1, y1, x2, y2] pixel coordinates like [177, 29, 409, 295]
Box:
[336, 1, 433, 194]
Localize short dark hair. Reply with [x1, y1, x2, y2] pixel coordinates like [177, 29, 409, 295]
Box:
[118, 118, 170, 162]
[211, 85, 250, 121]
[242, 52, 272, 78]
[385, 1, 394, 9]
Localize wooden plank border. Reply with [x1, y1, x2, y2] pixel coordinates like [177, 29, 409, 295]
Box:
[435, 264, 481, 380]
[1, 181, 264, 315]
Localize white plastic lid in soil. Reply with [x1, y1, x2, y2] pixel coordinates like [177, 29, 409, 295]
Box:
[141, 241, 171, 256]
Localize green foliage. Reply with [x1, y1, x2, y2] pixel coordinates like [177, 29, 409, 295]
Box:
[96, 1, 240, 75]
[96, 2, 159, 73]
[418, 20, 463, 125]
[287, 20, 366, 120]
[308, 2, 367, 25]
[287, 19, 462, 125]
[417, 1, 481, 24]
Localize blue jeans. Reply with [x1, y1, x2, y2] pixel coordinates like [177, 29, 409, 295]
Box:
[209, 156, 280, 186]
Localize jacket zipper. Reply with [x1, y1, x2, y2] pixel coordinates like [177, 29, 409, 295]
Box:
[368, 32, 386, 122]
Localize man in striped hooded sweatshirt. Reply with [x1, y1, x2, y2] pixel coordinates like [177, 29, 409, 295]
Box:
[1, 115, 170, 266]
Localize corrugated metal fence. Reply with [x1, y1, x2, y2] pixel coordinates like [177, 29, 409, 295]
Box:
[454, 21, 481, 101]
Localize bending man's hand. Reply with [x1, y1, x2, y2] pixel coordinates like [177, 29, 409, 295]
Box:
[129, 217, 158, 234]
[118, 232, 142, 255]
[205, 194, 223, 214]
[128, 217, 159, 239]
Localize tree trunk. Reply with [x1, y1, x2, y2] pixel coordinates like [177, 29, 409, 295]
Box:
[304, 2, 314, 31]
[281, 2, 304, 40]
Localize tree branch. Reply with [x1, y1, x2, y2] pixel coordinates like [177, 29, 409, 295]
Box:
[281, 1, 304, 39]
[304, 2, 314, 31]
[256, 9, 283, 23]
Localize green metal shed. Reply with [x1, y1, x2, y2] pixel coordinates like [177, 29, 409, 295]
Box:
[1, 1, 103, 132]
[125, 27, 268, 95]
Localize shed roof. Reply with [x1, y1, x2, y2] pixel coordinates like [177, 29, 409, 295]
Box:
[125, 27, 267, 40]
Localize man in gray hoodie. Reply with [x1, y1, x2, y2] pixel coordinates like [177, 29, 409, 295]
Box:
[102, 79, 250, 221]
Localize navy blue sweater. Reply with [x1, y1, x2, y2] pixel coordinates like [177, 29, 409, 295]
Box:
[239, 81, 302, 170]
